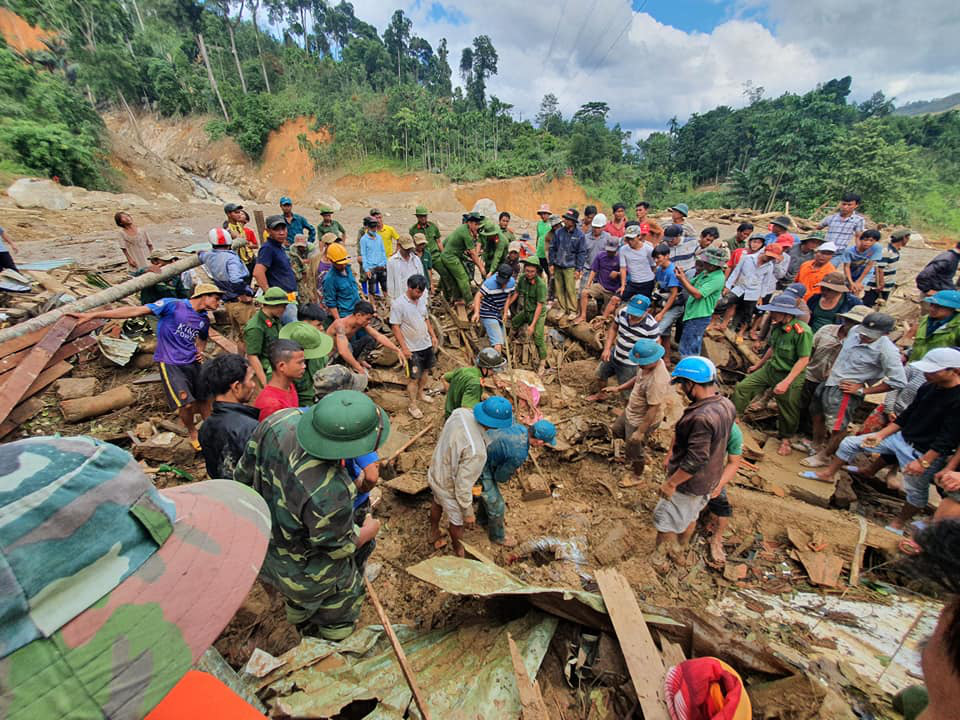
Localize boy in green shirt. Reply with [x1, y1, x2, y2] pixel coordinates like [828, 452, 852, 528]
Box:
[278, 321, 334, 404]
[677, 246, 728, 357]
[505, 259, 549, 372]
[732, 294, 813, 455]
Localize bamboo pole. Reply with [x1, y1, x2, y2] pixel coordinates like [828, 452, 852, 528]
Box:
[0, 255, 202, 344]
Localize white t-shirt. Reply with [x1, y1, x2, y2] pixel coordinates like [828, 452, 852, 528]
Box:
[619, 243, 654, 283]
[389, 293, 432, 352]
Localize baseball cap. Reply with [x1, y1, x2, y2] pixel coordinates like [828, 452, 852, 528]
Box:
[605, 236, 621, 251]
[624, 225, 642, 239]
[369, 208, 382, 216]
[818, 242, 838, 253]
[858, 312, 895, 339]
[549, 214, 563, 227]
[314, 364, 369, 397]
[817, 271, 849, 293]
[664, 224, 683, 238]
[413, 232, 428, 246]
[924, 290, 960, 310]
[838, 305, 872, 324]
[763, 244, 783, 258]
[508, 241, 522, 254]
[223, 202, 243, 213]
[911, 347, 960, 373]
[265, 214, 287, 229]
[321, 232, 338, 244]
[891, 229, 911, 241]
[531, 419, 557, 446]
[0, 436, 269, 719]
[279, 196, 292, 206]
[496, 263, 513, 282]
[398, 234, 416, 249]
[592, 213, 608, 228]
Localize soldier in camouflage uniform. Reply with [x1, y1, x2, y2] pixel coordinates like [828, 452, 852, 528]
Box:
[0, 435, 269, 718]
[235, 390, 389, 640]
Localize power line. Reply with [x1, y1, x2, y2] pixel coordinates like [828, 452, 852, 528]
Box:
[540, 0, 570, 76]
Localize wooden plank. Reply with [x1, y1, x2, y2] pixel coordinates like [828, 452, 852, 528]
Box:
[595, 568, 670, 720]
[0, 317, 76, 425]
[208, 328, 238, 354]
[850, 516, 869, 586]
[0, 334, 96, 386]
[0, 317, 101, 362]
[658, 636, 686, 668]
[0, 362, 73, 439]
[0, 397, 44, 440]
[507, 632, 550, 720]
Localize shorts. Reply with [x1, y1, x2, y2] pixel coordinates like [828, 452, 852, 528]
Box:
[656, 304, 684, 336]
[586, 283, 615, 309]
[405, 346, 436, 380]
[654, 491, 709, 534]
[159, 361, 201, 410]
[481, 317, 505, 346]
[428, 475, 470, 526]
[705, 488, 733, 518]
[596, 358, 639, 385]
[811, 384, 863, 432]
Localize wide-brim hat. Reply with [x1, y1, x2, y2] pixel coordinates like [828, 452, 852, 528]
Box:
[190, 283, 223, 299]
[817, 272, 849, 293]
[757, 294, 805, 315]
[319, 205, 335, 214]
[521, 257, 541, 268]
[0, 437, 269, 719]
[473, 396, 514, 429]
[279, 321, 334, 360]
[628, 339, 665, 365]
[414, 205, 429, 215]
[296, 390, 390, 459]
[838, 305, 872, 323]
[924, 290, 960, 310]
[259, 287, 291, 305]
[537, 203, 551, 215]
[668, 203, 689, 216]
[770, 215, 792, 229]
[562, 210, 579, 222]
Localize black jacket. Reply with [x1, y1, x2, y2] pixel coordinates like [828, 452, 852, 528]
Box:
[199, 401, 260, 479]
[916, 249, 960, 293]
[896, 382, 960, 456]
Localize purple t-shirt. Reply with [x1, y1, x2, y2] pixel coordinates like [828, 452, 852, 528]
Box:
[591, 251, 622, 293]
[147, 298, 209, 365]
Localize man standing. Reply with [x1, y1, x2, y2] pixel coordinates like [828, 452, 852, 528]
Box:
[839, 228, 883, 296]
[235, 391, 386, 640]
[719, 243, 780, 333]
[654, 356, 736, 568]
[535, 203, 553, 276]
[410, 206, 442, 267]
[359, 216, 388, 301]
[635, 201, 650, 224]
[651, 244, 685, 345]
[605, 339, 673, 487]
[614, 223, 655, 304]
[667, 203, 696, 239]
[493, 212, 516, 270]
[677, 246, 728, 356]
[390, 274, 438, 419]
[437, 211, 484, 306]
[764, 216, 795, 248]
[575, 235, 621, 323]
[327, 301, 403, 375]
[386, 234, 424, 302]
[724, 222, 753, 255]
[317, 206, 346, 241]
[472, 263, 516, 354]
[479, 219, 506, 279]
[916, 241, 960, 295]
[253, 339, 306, 421]
[413, 232, 434, 294]
[203, 227, 255, 338]
[71, 284, 222, 449]
[801, 312, 906, 468]
[428, 396, 512, 556]
[322, 243, 361, 320]
[605, 203, 628, 238]
[732, 293, 812, 455]
[443, 347, 506, 419]
[817, 193, 865, 251]
[794, 241, 838, 300]
[549, 209, 587, 319]
[665, 224, 699, 279]
[785, 234, 824, 283]
[694, 227, 721, 261]
[863, 229, 909, 307]
[590, 294, 660, 398]
[254, 215, 299, 325]
[581, 213, 611, 289]
[243, 287, 289, 386]
[198, 353, 259, 479]
[369, 208, 399, 258]
[909, 290, 960, 361]
[506, 258, 549, 372]
[279, 196, 315, 244]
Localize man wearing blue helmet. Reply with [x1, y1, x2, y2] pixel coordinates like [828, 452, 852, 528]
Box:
[653, 356, 736, 570]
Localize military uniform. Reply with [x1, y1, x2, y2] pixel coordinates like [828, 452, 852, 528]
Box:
[243, 309, 281, 378]
[234, 408, 371, 640]
[318, 219, 346, 240]
[410, 220, 442, 265]
[436, 224, 477, 302]
[482, 228, 511, 277]
[443, 366, 483, 418]
[512, 274, 548, 359]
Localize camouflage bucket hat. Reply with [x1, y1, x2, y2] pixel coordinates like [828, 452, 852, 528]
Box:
[313, 364, 368, 398]
[0, 436, 270, 719]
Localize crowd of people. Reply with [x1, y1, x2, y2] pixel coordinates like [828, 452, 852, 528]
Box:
[63, 192, 960, 718]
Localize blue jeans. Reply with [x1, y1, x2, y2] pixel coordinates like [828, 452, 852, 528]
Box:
[837, 431, 947, 508]
[678, 316, 711, 357]
[481, 317, 505, 346]
[281, 302, 298, 325]
[656, 304, 684, 337]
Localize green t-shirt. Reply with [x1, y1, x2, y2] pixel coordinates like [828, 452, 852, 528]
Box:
[517, 274, 547, 313]
[441, 224, 477, 261]
[418, 249, 433, 273]
[536, 221, 551, 260]
[683, 269, 725, 321]
[243, 310, 281, 378]
[444, 366, 483, 417]
[727, 422, 743, 456]
[293, 356, 328, 405]
[768, 320, 813, 372]
[318, 219, 346, 239]
[410, 221, 442, 256]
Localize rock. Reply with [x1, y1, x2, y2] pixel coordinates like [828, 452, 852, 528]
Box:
[313, 194, 342, 212]
[593, 524, 633, 566]
[134, 431, 196, 465]
[471, 198, 498, 220]
[55, 376, 99, 401]
[7, 178, 71, 210]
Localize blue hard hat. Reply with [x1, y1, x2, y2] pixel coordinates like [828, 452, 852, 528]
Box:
[670, 356, 717, 384]
[473, 396, 514, 429]
[279, 196, 293, 206]
[628, 338, 665, 366]
[624, 294, 651, 317]
[925, 290, 960, 311]
[531, 420, 557, 446]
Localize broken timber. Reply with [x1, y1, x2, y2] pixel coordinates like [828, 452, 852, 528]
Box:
[595, 568, 670, 720]
[507, 632, 550, 720]
[0, 316, 76, 425]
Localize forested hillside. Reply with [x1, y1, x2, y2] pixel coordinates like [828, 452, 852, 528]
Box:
[1, 1, 958, 233]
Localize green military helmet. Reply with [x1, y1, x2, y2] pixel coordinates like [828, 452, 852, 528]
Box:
[297, 390, 390, 459]
[476, 346, 507, 370]
[668, 202, 690, 217]
[319, 205, 335, 214]
[414, 205, 429, 216]
[479, 219, 499, 236]
[279, 321, 333, 360]
[259, 286, 290, 305]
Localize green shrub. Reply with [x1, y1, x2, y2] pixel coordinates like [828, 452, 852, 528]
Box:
[0, 120, 106, 188]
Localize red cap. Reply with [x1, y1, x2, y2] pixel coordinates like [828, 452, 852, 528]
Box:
[764, 244, 784, 257]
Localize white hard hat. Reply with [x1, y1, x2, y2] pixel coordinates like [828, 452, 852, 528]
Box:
[592, 213, 608, 228]
[819, 241, 838, 253]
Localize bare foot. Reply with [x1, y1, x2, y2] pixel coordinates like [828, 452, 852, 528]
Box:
[586, 392, 604, 402]
[709, 538, 726, 567]
[777, 439, 792, 456]
[494, 535, 517, 548]
[420, 393, 435, 404]
[428, 528, 446, 549]
[618, 472, 643, 488]
[573, 316, 586, 324]
[408, 405, 424, 419]
[651, 548, 671, 574]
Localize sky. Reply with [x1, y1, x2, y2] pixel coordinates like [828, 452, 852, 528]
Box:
[346, 0, 960, 139]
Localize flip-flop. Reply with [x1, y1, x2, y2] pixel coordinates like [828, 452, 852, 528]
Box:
[884, 524, 905, 536]
[189, 438, 201, 452]
[798, 470, 831, 482]
[898, 538, 921, 555]
[431, 537, 448, 550]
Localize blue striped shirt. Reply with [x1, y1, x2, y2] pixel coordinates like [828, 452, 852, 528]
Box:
[478, 275, 515, 318]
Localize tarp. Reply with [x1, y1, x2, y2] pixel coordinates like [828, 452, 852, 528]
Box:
[259, 613, 558, 719]
[406, 556, 681, 630]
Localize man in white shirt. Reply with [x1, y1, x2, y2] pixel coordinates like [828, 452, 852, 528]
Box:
[717, 244, 780, 333]
[389, 274, 437, 419]
[386, 234, 424, 302]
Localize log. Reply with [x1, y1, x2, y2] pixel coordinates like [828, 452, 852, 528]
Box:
[0, 316, 76, 425]
[60, 385, 136, 423]
[55, 377, 100, 401]
[722, 327, 761, 366]
[561, 321, 603, 352]
[0, 256, 201, 344]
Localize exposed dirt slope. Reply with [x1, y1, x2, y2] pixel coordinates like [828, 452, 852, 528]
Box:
[455, 174, 599, 219]
[0, 7, 53, 54]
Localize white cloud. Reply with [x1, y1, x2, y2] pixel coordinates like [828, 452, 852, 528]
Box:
[350, 0, 960, 129]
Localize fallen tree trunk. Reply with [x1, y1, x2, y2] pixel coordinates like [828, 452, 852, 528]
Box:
[0, 256, 201, 344]
[61, 385, 136, 423]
